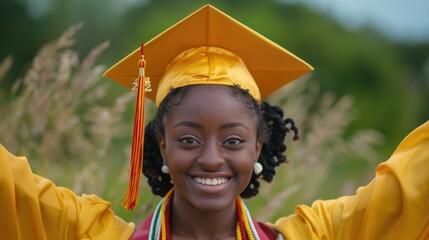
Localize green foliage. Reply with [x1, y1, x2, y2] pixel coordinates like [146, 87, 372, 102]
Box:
[3, 0, 426, 149]
[0, 0, 427, 223]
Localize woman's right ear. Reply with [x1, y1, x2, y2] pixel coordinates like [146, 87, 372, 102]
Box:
[158, 137, 167, 162]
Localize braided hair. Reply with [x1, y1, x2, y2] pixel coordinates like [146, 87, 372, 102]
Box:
[142, 85, 299, 198]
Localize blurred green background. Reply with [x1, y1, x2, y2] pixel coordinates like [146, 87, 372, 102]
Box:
[1, 0, 428, 223]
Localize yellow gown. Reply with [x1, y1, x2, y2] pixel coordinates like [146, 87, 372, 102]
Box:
[1, 121, 428, 239]
[0, 146, 135, 239]
[271, 121, 429, 239]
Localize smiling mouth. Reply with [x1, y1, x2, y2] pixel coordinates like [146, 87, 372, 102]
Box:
[193, 177, 230, 186]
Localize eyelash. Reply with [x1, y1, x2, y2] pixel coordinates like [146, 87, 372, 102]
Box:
[177, 137, 244, 146]
[222, 138, 244, 145]
[178, 137, 200, 145]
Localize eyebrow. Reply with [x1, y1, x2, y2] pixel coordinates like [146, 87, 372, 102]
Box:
[174, 121, 249, 131]
[220, 122, 249, 131]
[174, 121, 203, 129]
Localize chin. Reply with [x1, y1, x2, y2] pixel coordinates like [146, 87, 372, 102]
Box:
[190, 195, 236, 213]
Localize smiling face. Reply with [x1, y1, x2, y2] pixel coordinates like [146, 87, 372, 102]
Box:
[158, 85, 262, 212]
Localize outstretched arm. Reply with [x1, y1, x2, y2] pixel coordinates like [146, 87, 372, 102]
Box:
[0, 145, 135, 240]
[271, 121, 429, 239]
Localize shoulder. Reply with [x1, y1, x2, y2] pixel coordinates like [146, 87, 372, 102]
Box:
[255, 221, 281, 240]
[130, 213, 153, 240]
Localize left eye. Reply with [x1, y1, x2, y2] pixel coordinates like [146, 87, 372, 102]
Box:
[179, 137, 200, 145]
[223, 138, 244, 145]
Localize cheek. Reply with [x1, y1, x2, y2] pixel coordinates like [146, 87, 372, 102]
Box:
[165, 146, 195, 176]
[228, 151, 255, 179]
[165, 146, 180, 166]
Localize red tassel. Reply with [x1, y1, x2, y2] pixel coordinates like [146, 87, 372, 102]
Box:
[122, 44, 146, 210]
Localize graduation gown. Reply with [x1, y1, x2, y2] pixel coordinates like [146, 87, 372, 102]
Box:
[1, 121, 429, 239]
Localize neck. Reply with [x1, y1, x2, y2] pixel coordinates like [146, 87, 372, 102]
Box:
[170, 193, 237, 239]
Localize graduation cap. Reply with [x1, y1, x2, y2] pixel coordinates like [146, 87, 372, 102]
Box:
[104, 4, 313, 210]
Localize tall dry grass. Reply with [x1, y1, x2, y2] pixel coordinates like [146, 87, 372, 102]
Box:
[0, 26, 384, 222]
[0, 24, 135, 197]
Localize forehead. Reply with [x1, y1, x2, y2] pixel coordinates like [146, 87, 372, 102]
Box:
[165, 85, 257, 122]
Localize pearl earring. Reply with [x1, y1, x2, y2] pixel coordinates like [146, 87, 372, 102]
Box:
[161, 165, 170, 174]
[253, 162, 263, 175]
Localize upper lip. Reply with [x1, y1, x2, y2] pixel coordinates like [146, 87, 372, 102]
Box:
[189, 173, 232, 178]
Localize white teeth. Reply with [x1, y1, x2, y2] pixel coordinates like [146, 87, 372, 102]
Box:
[193, 177, 229, 186]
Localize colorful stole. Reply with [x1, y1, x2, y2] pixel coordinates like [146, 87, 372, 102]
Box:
[148, 189, 261, 240]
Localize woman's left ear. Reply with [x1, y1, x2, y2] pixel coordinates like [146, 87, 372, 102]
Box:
[255, 140, 263, 161]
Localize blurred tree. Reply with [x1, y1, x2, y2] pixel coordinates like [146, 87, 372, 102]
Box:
[1, 0, 428, 173]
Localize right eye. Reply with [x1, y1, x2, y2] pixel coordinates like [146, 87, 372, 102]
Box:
[178, 137, 201, 145]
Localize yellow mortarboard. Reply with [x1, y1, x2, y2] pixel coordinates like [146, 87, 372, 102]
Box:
[103, 4, 313, 210]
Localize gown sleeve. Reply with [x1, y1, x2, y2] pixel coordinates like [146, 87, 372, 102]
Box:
[270, 121, 429, 240]
[0, 144, 135, 240]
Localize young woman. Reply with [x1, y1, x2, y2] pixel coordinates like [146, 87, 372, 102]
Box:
[1, 4, 428, 240]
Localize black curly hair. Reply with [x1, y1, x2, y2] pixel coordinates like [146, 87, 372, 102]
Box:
[142, 85, 299, 198]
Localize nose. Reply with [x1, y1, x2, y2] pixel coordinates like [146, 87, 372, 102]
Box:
[197, 139, 225, 171]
